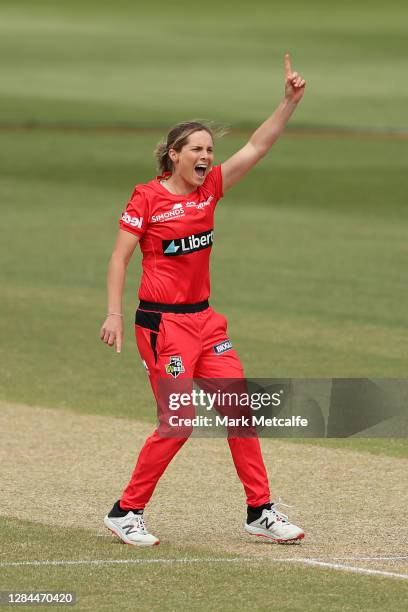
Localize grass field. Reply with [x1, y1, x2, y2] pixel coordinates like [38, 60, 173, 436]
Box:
[2, 520, 407, 612]
[1, 0, 408, 610]
[1, 0, 408, 129]
[4, 518, 407, 612]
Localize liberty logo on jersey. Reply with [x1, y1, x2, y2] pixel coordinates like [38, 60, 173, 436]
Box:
[163, 229, 214, 256]
[165, 356, 185, 378]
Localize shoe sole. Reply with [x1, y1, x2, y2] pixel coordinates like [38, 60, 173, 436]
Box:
[251, 532, 304, 543]
[245, 524, 304, 543]
[104, 518, 160, 547]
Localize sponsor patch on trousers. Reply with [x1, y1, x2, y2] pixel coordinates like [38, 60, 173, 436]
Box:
[214, 339, 233, 354]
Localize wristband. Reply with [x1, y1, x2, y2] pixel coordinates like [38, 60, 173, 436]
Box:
[107, 312, 123, 317]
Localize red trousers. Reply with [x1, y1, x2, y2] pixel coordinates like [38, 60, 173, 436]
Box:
[120, 306, 270, 509]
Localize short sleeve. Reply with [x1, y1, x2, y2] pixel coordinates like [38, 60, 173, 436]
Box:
[119, 188, 149, 237]
[203, 165, 223, 202]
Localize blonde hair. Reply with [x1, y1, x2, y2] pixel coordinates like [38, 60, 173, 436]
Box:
[154, 121, 215, 174]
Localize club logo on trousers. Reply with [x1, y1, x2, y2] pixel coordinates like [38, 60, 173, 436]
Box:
[165, 356, 185, 378]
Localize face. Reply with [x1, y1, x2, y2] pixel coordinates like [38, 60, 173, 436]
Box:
[169, 130, 214, 188]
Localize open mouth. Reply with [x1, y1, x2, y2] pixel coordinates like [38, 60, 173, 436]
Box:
[194, 164, 207, 179]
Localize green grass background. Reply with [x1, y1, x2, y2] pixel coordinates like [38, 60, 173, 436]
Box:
[1, 0, 408, 129]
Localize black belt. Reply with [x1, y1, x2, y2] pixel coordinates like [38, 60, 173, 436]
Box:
[138, 299, 209, 314]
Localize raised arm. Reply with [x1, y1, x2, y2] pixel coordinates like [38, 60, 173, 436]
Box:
[99, 229, 139, 353]
[221, 53, 306, 192]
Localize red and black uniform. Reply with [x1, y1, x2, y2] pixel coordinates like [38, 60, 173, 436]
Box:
[118, 166, 270, 508]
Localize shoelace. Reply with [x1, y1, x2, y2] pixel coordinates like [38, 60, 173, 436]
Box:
[129, 512, 147, 534]
[265, 497, 293, 524]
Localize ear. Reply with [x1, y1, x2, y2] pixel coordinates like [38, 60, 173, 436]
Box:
[168, 148, 178, 164]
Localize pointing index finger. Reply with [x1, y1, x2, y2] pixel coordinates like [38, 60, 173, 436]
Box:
[284, 53, 292, 78]
[116, 334, 122, 354]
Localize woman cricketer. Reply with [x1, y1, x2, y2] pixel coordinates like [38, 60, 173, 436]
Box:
[100, 54, 306, 546]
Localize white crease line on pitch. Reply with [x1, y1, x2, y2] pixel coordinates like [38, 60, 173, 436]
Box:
[0, 558, 254, 568]
[329, 556, 408, 561]
[293, 558, 408, 579]
[1, 557, 408, 579]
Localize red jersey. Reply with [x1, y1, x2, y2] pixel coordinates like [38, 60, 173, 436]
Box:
[119, 165, 223, 304]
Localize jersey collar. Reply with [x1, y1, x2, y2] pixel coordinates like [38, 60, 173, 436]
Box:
[154, 173, 198, 199]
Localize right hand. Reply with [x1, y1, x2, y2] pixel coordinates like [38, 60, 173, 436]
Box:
[284, 53, 306, 104]
[100, 314, 123, 354]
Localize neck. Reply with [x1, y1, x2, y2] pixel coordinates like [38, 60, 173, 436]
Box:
[161, 173, 195, 195]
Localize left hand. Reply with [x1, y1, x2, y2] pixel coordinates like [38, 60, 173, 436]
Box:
[284, 53, 306, 103]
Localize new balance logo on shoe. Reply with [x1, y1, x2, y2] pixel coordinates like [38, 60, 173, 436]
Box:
[122, 523, 139, 535]
[260, 516, 275, 530]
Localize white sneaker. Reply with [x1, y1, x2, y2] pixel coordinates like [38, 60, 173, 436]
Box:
[245, 500, 304, 543]
[104, 511, 159, 547]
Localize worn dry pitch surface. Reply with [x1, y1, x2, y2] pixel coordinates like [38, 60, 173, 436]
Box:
[1, 401, 407, 581]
